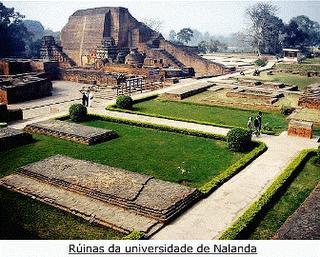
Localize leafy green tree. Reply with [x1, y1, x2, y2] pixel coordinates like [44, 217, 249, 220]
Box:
[177, 28, 194, 45]
[0, 2, 31, 57]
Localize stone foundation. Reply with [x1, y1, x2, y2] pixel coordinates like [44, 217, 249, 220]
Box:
[226, 88, 284, 104]
[0, 73, 52, 104]
[274, 183, 320, 239]
[161, 82, 212, 100]
[0, 155, 201, 235]
[0, 127, 33, 152]
[288, 120, 313, 139]
[24, 120, 118, 145]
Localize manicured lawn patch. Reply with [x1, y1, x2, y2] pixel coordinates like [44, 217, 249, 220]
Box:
[0, 189, 125, 239]
[0, 120, 244, 188]
[0, 118, 248, 239]
[239, 155, 320, 239]
[131, 98, 288, 134]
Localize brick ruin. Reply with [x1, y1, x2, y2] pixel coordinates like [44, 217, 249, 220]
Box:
[61, 7, 230, 77]
[0, 73, 52, 104]
[298, 83, 320, 109]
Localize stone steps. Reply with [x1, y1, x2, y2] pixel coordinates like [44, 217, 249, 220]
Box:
[24, 120, 118, 145]
[11, 155, 202, 222]
[0, 173, 163, 236]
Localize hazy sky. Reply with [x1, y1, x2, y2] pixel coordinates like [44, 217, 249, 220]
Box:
[3, 1, 320, 36]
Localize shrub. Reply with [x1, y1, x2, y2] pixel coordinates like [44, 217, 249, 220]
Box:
[227, 128, 252, 152]
[122, 230, 144, 240]
[116, 95, 133, 110]
[69, 104, 87, 122]
[313, 146, 320, 165]
[254, 58, 267, 67]
[280, 105, 295, 116]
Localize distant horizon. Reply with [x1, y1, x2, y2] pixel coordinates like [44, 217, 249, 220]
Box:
[3, 1, 320, 37]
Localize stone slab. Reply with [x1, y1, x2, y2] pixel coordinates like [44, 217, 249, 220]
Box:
[274, 183, 320, 239]
[0, 127, 33, 152]
[13, 155, 201, 221]
[160, 82, 212, 100]
[24, 120, 118, 145]
[0, 173, 163, 237]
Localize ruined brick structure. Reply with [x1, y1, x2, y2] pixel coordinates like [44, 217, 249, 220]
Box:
[298, 83, 320, 109]
[288, 120, 313, 139]
[0, 73, 52, 104]
[61, 7, 229, 76]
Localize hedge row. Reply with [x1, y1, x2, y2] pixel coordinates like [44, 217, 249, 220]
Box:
[199, 142, 267, 194]
[219, 149, 315, 240]
[106, 96, 276, 135]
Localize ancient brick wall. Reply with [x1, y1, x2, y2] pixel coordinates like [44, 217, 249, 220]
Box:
[60, 68, 118, 86]
[61, 7, 155, 66]
[158, 40, 230, 75]
[288, 120, 313, 139]
[0, 60, 32, 75]
[102, 64, 149, 76]
[0, 78, 52, 104]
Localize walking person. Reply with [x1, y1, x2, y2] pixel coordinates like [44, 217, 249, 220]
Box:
[247, 117, 254, 136]
[254, 116, 260, 137]
[257, 111, 263, 135]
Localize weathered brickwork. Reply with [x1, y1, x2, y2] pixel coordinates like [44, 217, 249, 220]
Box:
[288, 120, 313, 139]
[298, 83, 320, 109]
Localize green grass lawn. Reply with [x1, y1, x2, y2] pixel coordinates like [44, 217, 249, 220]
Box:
[0, 189, 125, 239]
[0, 119, 245, 239]
[239, 156, 320, 239]
[132, 98, 288, 134]
[237, 71, 320, 91]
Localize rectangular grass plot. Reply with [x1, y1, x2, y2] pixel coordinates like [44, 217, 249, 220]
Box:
[24, 120, 118, 145]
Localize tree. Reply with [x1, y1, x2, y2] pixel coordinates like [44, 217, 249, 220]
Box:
[285, 16, 320, 47]
[198, 41, 207, 53]
[168, 30, 177, 43]
[177, 28, 194, 45]
[0, 2, 31, 57]
[245, 2, 284, 55]
[142, 18, 163, 33]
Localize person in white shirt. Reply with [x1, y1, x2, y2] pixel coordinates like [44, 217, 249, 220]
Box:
[87, 90, 94, 107]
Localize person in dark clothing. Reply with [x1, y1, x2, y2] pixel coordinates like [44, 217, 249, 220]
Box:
[254, 116, 260, 136]
[82, 92, 87, 106]
[257, 111, 263, 133]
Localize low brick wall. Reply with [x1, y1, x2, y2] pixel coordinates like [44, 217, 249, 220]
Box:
[288, 120, 313, 139]
[0, 77, 52, 104]
[60, 68, 118, 86]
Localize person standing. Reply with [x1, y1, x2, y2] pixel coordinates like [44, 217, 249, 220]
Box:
[81, 91, 87, 106]
[257, 111, 263, 135]
[247, 117, 254, 135]
[88, 90, 94, 108]
[254, 116, 260, 136]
